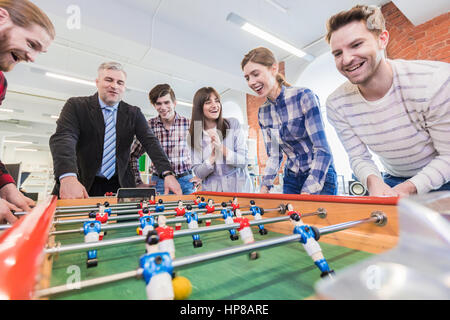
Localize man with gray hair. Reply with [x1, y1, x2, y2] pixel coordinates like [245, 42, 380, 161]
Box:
[50, 62, 182, 198]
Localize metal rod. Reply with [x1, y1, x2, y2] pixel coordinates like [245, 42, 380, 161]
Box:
[43, 209, 344, 255]
[55, 199, 196, 212]
[44, 216, 287, 254]
[53, 205, 256, 226]
[50, 207, 286, 235]
[35, 212, 386, 298]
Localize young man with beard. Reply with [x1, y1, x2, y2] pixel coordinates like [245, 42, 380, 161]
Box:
[325, 5, 450, 197]
[0, 0, 55, 223]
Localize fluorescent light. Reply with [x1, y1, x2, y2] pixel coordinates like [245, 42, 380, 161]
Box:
[50, 115, 59, 119]
[15, 148, 38, 152]
[176, 101, 193, 107]
[46, 72, 96, 87]
[0, 108, 14, 113]
[4, 140, 33, 144]
[264, 0, 288, 13]
[241, 23, 307, 58]
[226, 12, 314, 61]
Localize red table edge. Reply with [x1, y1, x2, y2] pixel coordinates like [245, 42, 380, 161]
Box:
[0, 195, 57, 300]
[194, 192, 399, 205]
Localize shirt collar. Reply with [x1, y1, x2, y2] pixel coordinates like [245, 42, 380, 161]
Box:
[98, 96, 119, 111]
[266, 85, 286, 105]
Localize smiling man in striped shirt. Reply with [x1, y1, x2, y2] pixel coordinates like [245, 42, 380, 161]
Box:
[325, 5, 450, 197]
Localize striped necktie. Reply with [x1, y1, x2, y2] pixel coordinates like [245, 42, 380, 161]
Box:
[100, 107, 116, 179]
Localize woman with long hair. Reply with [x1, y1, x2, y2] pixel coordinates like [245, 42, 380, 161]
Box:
[188, 87, 254, 193]
[241, 47, 337, 195]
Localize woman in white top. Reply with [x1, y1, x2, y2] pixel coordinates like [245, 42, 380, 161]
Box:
[188, 87, 254, 193]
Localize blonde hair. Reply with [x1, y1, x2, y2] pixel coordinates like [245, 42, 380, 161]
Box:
[0, 0, 55, 39]
[241, 47, 291, 87]
[326, 5, 385, 43]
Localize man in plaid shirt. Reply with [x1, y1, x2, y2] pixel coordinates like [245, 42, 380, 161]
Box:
[0, 0, 55, 223]
[129, 84, 196, 195]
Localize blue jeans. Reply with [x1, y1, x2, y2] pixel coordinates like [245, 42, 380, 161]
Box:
[151, 173, 195, 195]
[382, 173, 450, 192]
[283, 165, 338, 195]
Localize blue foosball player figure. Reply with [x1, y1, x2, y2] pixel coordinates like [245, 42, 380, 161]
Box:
[184, 204, 202, 248]
[221, 202, 239, 241]
[289, 212, 335, 279]
[140, 230, 175, 300]
[198, 197, 207, 209]
[155, 199, 164, 212]
[83, 220, 102, 268]
[249, 200, 268, 235]
[139, 215, 157, 237]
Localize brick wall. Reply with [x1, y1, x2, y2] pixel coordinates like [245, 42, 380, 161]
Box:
[382, 2, 450, 62]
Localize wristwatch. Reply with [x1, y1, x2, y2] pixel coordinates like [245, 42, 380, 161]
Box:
[161, 171, 175, 178]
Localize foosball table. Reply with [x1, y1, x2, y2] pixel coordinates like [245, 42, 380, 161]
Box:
[1, 191, 449, 300]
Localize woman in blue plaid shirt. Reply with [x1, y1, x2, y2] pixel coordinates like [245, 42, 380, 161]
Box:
[241, 47, 337, 195]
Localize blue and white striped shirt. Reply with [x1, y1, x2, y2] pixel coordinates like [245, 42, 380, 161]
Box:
[258, 85, 334, 194]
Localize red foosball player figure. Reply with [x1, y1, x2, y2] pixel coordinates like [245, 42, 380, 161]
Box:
[204, 198, 215, 227]
[233, 209, 259, 260]
[174, 200, 186, 231]
[139, 200, 148, 210]
[286, 203, 299, 217]
[231, 197, 240, 212]
[193, 196, 201, 205]
[149, 195, 156, 205]
[155, 215, 175, 259]
[138, 206, 150, 218]
[95, 203, 110, 240]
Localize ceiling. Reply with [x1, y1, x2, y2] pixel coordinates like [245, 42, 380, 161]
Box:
[1, 0, 447, 152]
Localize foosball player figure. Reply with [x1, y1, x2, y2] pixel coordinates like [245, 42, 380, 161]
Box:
[289, 212, 335, 279]
[140, 230, 175, 300]
[231, 197, 240, 212]
[149, 195, 156, 205]
[83, 220, 102, 268]
[203, 199, 215, 227]
[174, 200, 186, 231]
[95, 202, 111, 240]
[198, 197, 207, 209]
[139, 200, 149, 210]
[156, 215, 175, 259]
[184, 204, 202, 248]
[138, 206, 150, 218]
[221, 202, 239, 241]
[286, 203, 299, 217]
[249, 200, 268, 235]
[138, 214, 157, 237]
[155, 199, 164, 212]
[193, 196, 201, 205]
[234, 209, 259, 260]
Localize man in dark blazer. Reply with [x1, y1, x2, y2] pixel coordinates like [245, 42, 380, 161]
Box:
[49, 62, 182, 199]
